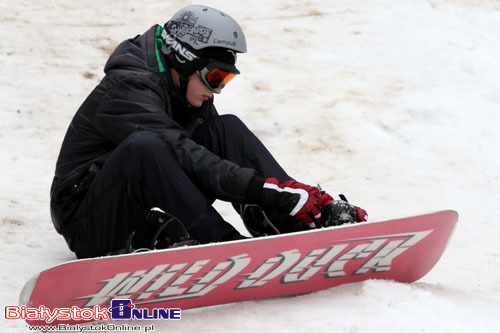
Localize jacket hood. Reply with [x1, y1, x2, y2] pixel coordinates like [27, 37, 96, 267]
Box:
[104, 25, 163, 74]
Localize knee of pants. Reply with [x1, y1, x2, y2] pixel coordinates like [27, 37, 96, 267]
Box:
[115, 131, 179, 177]
[194, 114, 253, 142]
[121, 131, 172, 155]
[121, 131, 177, 162]
[211, 114, 249, 133]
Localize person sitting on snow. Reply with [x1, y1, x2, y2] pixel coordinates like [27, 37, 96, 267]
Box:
[50, 5, 367, 259]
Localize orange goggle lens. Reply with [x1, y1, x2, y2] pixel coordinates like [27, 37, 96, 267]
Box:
[203, 69, 237, 90]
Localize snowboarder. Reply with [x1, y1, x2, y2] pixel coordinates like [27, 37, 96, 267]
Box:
[50, 5, 367, 259]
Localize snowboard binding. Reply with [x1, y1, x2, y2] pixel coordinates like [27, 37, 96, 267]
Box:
[108, 207, 198, 256]
[146, 207, 199, 250]
[240, 204, 281, 237]
[239, 204, 313, 237]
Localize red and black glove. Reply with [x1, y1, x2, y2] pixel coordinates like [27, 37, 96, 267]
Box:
[246, 176, 367, 228]
[259, 178, 333, 227]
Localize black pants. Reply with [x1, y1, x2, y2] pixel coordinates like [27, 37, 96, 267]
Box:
[70, 115, 291, 258]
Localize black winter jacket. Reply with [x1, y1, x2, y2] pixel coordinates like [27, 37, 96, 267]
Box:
[50, 25, 258, 235]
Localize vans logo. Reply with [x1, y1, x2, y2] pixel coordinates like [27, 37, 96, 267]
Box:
[161, 30, 198, 62]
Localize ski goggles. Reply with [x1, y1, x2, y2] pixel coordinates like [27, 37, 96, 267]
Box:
[196, 60, 240, 91]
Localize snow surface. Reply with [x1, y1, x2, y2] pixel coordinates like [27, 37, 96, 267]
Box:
[1, 0, 499, 332]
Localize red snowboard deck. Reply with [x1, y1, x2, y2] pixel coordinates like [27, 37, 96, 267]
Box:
[20, 210, 458, 326]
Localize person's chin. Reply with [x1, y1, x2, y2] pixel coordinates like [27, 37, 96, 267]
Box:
[188, 98, 203, 108]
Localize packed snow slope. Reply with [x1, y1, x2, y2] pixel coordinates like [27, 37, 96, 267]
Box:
[1, 0, 499, 332]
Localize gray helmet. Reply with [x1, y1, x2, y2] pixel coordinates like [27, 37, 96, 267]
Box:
[161, 5, 246, 73]
[166, 5, 246, 53]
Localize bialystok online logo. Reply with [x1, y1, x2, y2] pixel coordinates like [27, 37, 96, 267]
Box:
[4, 299, 181, 324]
[109, 299, 181, 320]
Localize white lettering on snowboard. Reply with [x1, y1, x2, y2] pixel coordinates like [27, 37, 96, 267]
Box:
[78, 230, 432, 307]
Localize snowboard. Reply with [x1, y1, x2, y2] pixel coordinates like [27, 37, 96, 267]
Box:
[19, 210, 458, 326]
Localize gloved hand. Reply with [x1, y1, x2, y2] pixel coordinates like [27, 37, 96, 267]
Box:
[321, 199, 368, 227]
[260, 178, 333, 227]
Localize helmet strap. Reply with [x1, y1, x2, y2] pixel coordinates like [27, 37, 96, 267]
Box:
[178, 73, 190, 101]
